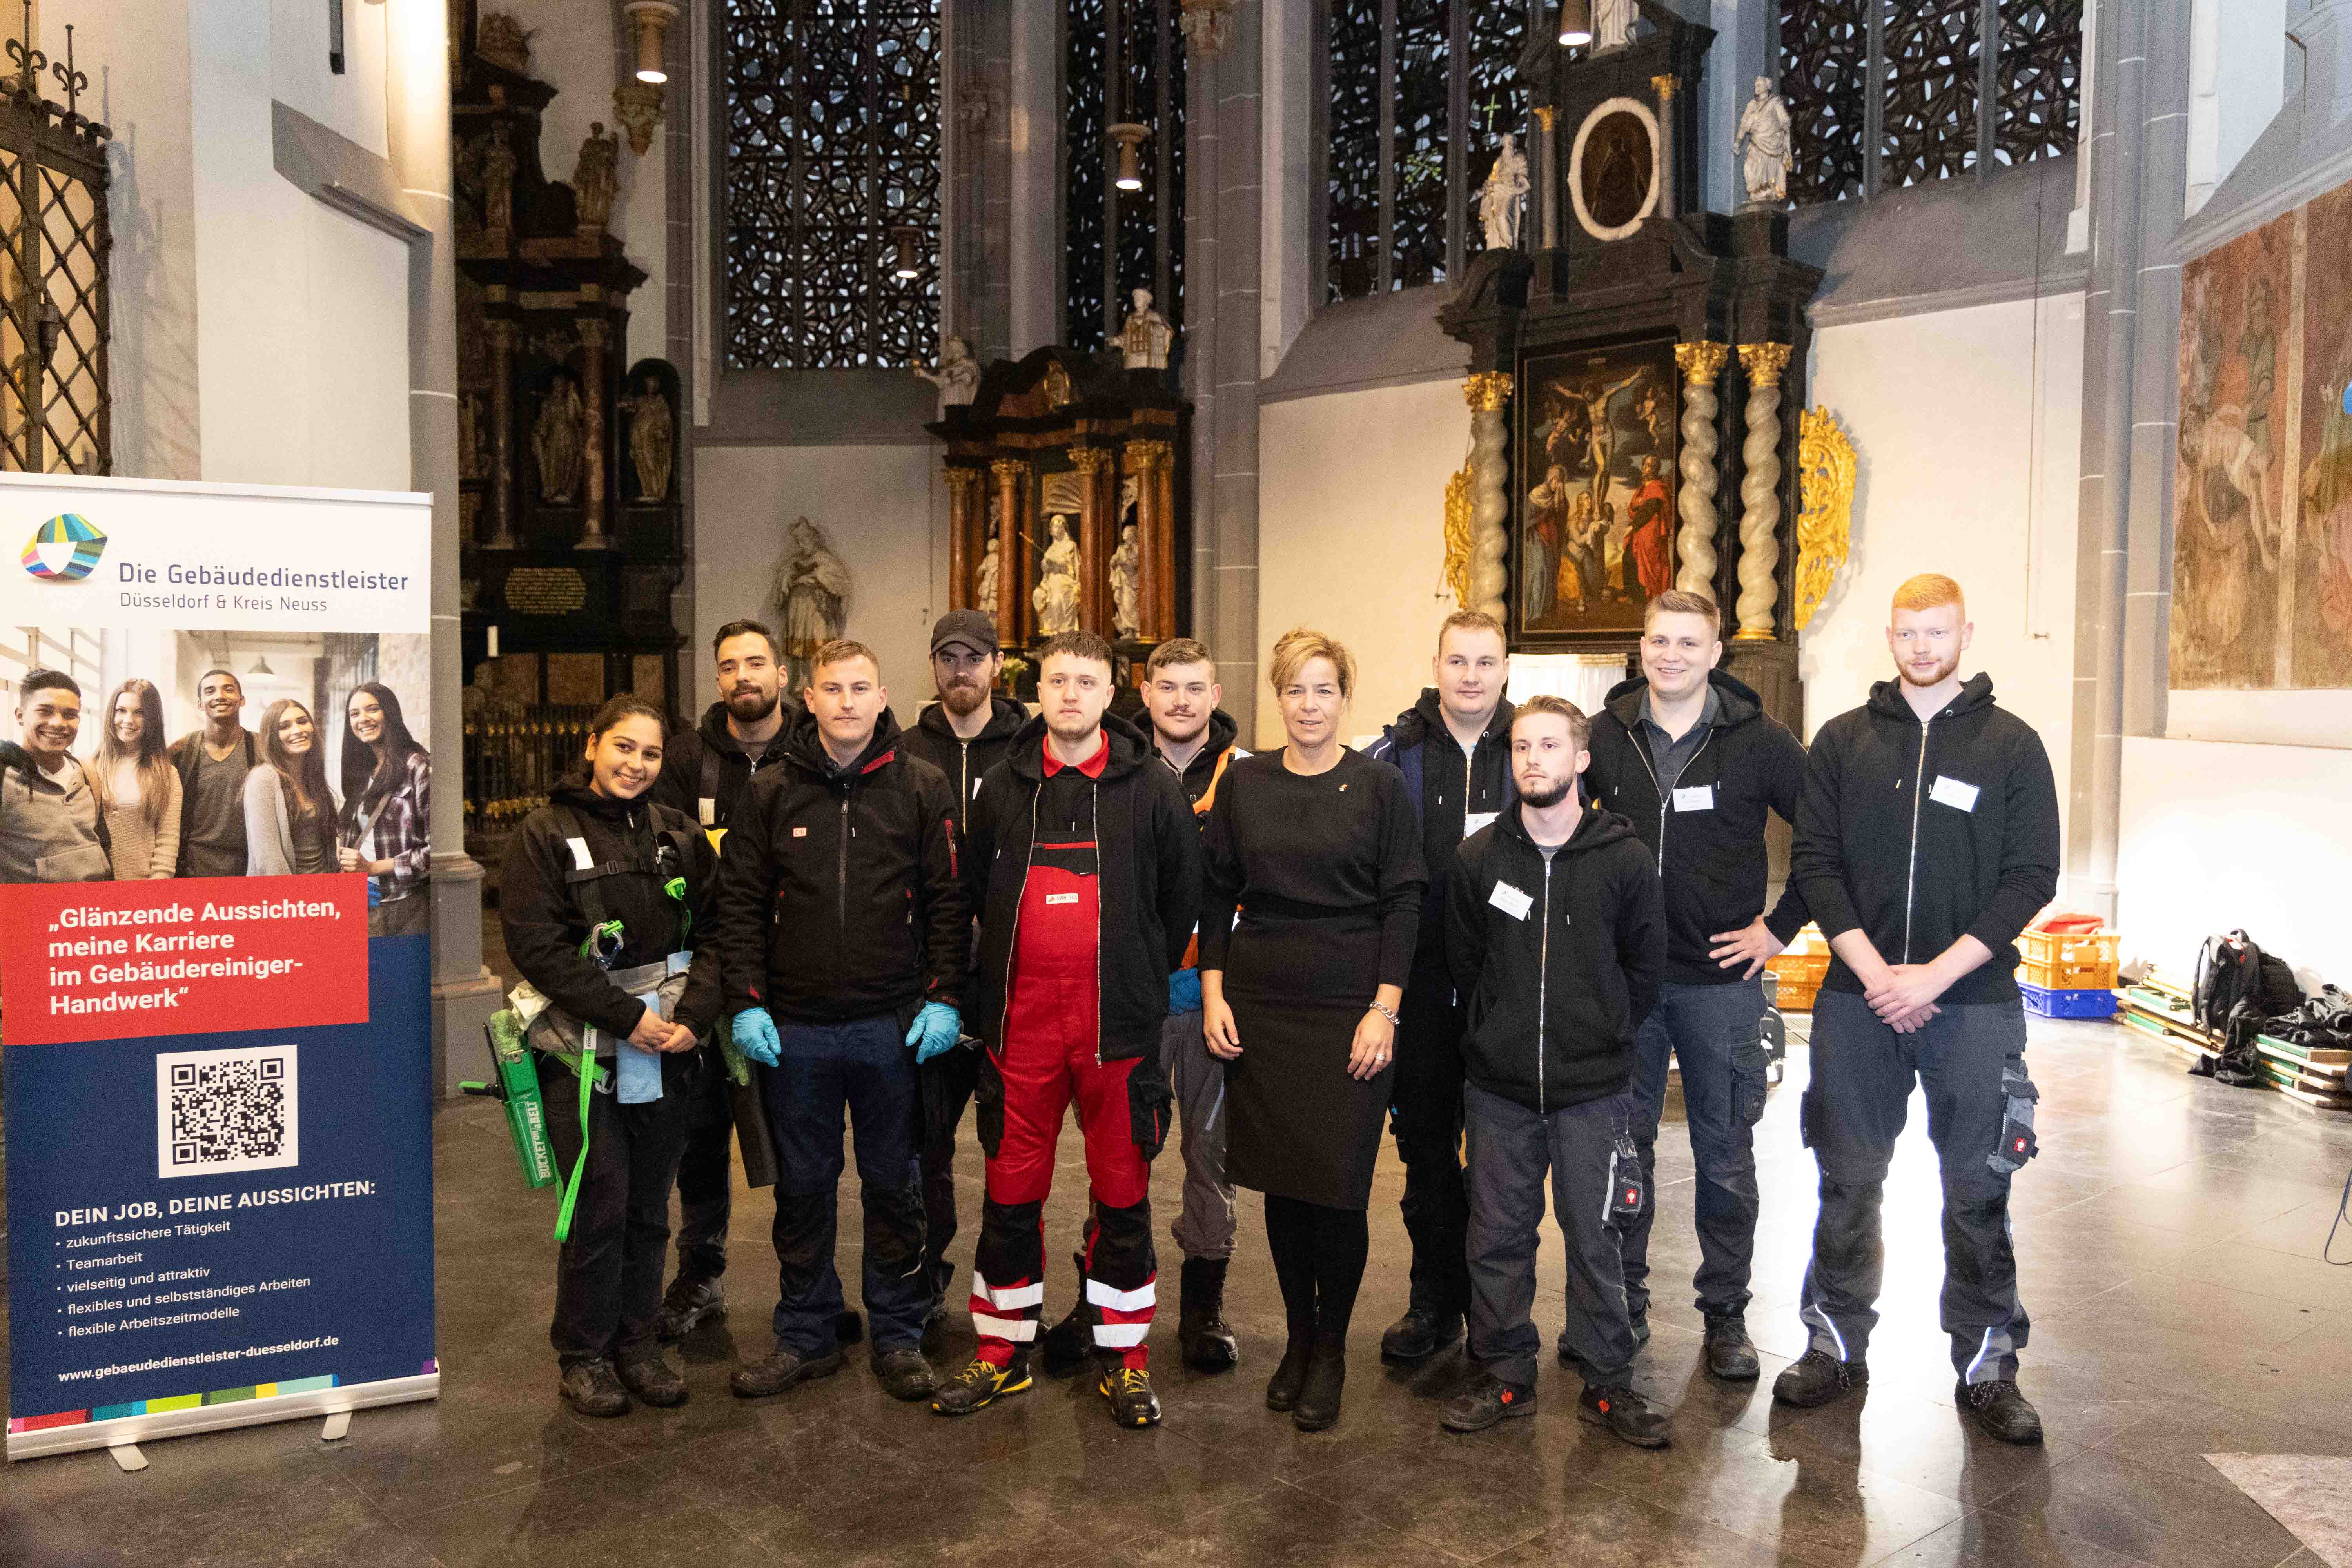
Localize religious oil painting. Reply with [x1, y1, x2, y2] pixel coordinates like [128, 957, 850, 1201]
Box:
[1514, 338, 1678, 647]
[2295, 178, 2352, 687]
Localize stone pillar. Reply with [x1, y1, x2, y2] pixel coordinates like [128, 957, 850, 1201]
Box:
[1651, 75, 1677, 220]
[1672, 341, 1729, 595]
[1463, 371, 1512, 624]
[486, 319, 517, 548]
[990, 456, 1028, 645]
[945, 465, 982, 608]
[1534, 107, 1559, 250]
[577, 317, 611, 549]
[1732, 343, 1791, 640]
[1071, 445, 1112, 633]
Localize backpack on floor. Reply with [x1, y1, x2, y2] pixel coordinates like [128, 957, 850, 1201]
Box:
[2193, 931, 2301, 1034]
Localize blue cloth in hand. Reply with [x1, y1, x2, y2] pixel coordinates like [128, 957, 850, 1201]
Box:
[733, 1006, 780, 1067]
[905, 1001, 962, 1063]
[617, 1030, 664, 1104]
[1168, 967, 1202, 1016]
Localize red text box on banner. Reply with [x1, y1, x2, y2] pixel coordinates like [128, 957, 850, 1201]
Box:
[0, 876, 368, 1045]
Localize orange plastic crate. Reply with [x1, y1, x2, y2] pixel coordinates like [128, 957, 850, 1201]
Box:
[2016, 928, 2120, 991]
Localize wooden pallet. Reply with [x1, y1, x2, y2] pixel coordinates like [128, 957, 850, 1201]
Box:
[2117, 983, 2352, 1109]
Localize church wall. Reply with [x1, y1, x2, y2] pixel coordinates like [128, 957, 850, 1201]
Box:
[690, 445, 949, 722]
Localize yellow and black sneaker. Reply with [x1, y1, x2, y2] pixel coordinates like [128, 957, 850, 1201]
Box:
[930, 1350, 1032, 1417]
[1099, 1364, 1161, 1428]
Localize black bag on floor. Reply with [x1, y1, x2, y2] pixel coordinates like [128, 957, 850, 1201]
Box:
[2193, 930, 2302, 1034]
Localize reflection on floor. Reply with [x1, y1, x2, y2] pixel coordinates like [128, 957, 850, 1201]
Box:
[8, 1015, 2352, 1567]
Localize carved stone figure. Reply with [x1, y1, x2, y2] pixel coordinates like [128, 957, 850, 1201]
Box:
[531, 375, 585, 503]
[483, 126, 518, 234]
[1110, 524, 1142, 639]
[974, 534, 1002, 618]
[574, 125, 620, 231]
[1120, 290, 1172, 370]
[1594, 0, 1637, 50]
[613, 79, 664, 156]
[773, 517, 851, 693]
[477, 10, 532, 73]
[913, 335, 981, 411]
[1478, 133, 1529, 250]
[627, 376, 673, 501]
[1177, 0, 1234, 55]
[1735, 77, 1793, 207]
[1032, 514, 1082, 637]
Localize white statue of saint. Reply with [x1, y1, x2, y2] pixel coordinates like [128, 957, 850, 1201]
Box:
[913, 335, 981, 412]
[1478, 133, 1530, 251]
[1120, 289, 1172, 370]
[1735, 76, 1794, 207]
[1032, 514, 1082, 636]
[1110, 524, 1142, 640]
[974, 534, 1002, 619]
[1594, 0, 1637, 50]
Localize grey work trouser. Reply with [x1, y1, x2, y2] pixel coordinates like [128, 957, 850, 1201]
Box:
[1797, 989, 2036, 1384]
[1161, 1008, 1236, 1261]
[1465, 1082, 1639, 1390]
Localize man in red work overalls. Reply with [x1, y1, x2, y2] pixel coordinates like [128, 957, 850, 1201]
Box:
[931, 631, 1201, 1427]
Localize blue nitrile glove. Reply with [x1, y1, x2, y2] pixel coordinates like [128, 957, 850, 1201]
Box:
[733, 1007, 780, 1067]
[1168, 967, 1202, 1016]
[906, 1002, 961, 1063]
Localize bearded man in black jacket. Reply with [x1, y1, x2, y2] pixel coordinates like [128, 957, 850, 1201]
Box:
[1778, 574, 2060, 1447]
[1437, 695, 1670, 1448]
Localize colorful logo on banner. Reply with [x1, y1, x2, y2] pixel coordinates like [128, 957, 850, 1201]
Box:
[20, 513, 106, 581]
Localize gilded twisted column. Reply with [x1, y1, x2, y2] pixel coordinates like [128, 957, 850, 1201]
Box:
[1671, 341, 1729, 596]
[1463, 372, 1513, 623]
[1734, 343, 1793, 639]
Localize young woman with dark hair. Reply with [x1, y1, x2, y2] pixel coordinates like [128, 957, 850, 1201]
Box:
[93, 678, 182, 880]
[243, 699, 338, 876]
[336, 682, 432, 935]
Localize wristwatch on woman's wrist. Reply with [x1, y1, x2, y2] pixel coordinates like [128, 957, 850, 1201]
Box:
[1367, 1001, 1401, 1028]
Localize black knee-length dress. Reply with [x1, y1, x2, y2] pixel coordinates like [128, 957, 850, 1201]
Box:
[1199, 747, 1425, 1210]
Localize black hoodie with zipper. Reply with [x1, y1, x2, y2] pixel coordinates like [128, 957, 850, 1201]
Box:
[648, 699, 800, 832]
[1365, 688, 1518, 987]
[499, 777, 723, 1040]
[900, 693, 1027, 834]
[1585, 669, 1811, 987]
[963, 712, 1200, 1063]
[1791, 674, 2060, 1007]
[1161, 707, 1244, 808]
[713, 707, 967, 1026]
[1444, 800, 1667, 1115]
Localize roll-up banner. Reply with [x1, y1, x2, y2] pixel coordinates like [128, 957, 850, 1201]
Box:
[0, 473, 438, 1461]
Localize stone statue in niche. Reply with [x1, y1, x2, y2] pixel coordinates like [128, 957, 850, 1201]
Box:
[626, 376, 673, 501]
[483, 125, 517, 234]
[476, 10, 532, 73]
[1593, 0, 1637, 50]
[773, 516, 851, 693]
[532, 374, 585, 504]
[1478, 133, 1529, 250]
[574, 124, 620, 231]
[1110, 523, 1142, 640]
[1736, 77, 1793, 207]
[974, 533, 1002, 619]
[912, 335, 980, 412]
[1032, 514, 1082, 637]
[1120, 290, 1172, 370]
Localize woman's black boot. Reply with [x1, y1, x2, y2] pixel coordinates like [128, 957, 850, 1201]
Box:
[1291, 1331, 1348, 1431]
[1265, 1334, 1312, 1411]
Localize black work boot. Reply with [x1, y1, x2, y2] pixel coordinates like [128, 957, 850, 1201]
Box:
[617, 1352, 688, 1408]
[1772, 1348, 1868, 1409]
[1379, 1308, 1463, 1364]
[1041, 1252, 1094, 1375]
[1178, 1257, 1240, 1373]
[1579, 1383, 1672, 1448]
[1099, 1363, 1163, 1427]
[930, 1350, 1032, 1416]
[1702, 1314, 1761, 1382]
[873, 1347, 936, 1401]
[559, 1359, 631, 1418]
[1956, 1378, 2045, 1445]
[1292, 1332, 1348, 1432]
[1439, 1370, 1537, 1432]
[654, 1274, 725, 1342]
[730, 1344, 847, 1399]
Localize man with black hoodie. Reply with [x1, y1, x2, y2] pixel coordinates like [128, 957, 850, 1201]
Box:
[1438, 695, 1670, 1448]
[1779, 574, 2058, 1446]
[1583, 589, 1808, 1381]
[899, 609, 1029, 1325]
[646, 619, 798, 1341]
[931, 631, 1199, 1429]
[1364, 609, 1515, 1363]
[714, 640, 969, 1405]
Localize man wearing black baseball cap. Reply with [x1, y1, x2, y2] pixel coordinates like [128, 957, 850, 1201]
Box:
[902, 609, 1030, 1335]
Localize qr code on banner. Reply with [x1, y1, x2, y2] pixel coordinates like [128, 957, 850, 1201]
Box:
[154, 1045, 300, 1180]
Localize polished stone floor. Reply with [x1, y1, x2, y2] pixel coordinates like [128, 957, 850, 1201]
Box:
[8, 1012, 2352, 1567]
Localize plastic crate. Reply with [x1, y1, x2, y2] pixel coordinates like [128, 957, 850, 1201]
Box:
[2020, 981, 2118, 1019]
[2017, 928, 2121, 991]
[1768, 952, 1831, 986]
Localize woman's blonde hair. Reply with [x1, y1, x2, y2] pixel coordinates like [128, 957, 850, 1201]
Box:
[1267, 627, 1355, 702]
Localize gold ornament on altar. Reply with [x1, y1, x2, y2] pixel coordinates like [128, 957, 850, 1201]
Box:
[1793, 406, 1856, 633]
[1443, 465, 1475, 609]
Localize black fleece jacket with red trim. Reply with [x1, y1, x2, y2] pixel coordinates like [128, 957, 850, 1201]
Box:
[713, 707, 969, 1025]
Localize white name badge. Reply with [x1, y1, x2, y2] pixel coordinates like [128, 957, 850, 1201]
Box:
[566, 837, 594, 871]
[1671, 784, 1715, 813]
[1929, 775, 1981, 813]
[698, 796, 717, 827]
[1463, 811, 1498, 838]
[1045, 892, 1080, 906]
[1488, 881, 1533, 921]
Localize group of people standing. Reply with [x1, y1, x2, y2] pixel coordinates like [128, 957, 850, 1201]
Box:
[2, 664, 431, 928]
[499, 569, 2060, 1460]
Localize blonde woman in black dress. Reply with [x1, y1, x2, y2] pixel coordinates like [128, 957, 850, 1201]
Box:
[1200, 629, 1424, 1431]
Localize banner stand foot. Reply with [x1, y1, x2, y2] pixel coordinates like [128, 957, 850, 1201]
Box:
[108, 1443, 147, 1473]
[321, 1412, 352, 1443]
